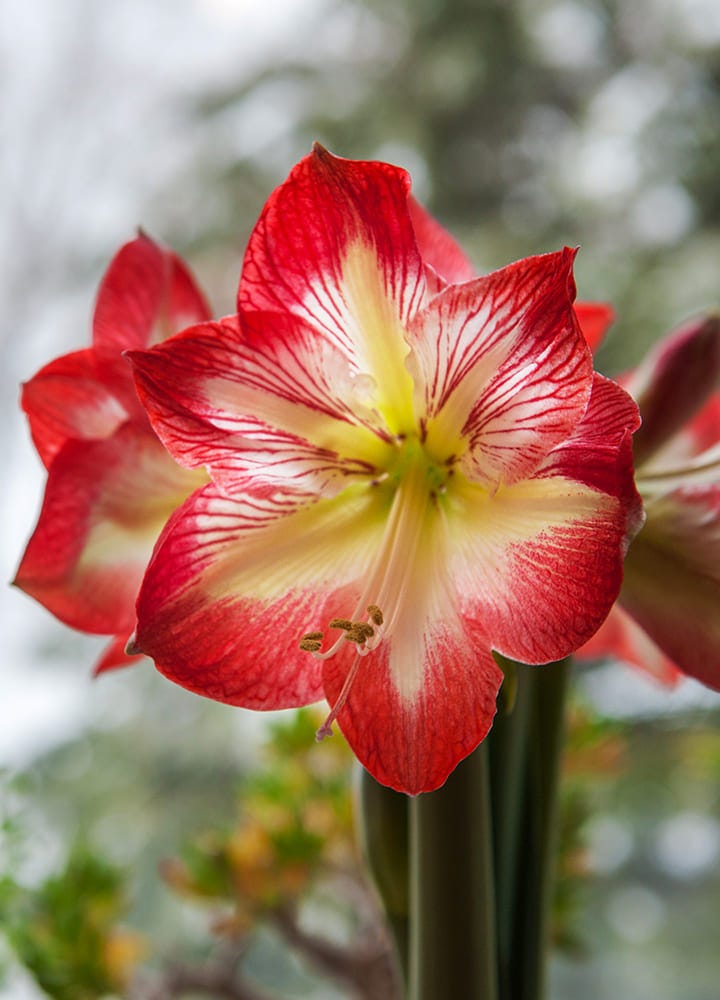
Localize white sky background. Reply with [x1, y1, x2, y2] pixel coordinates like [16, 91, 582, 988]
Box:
[3, 0, 720, 770]
[1, 0, 326, 770]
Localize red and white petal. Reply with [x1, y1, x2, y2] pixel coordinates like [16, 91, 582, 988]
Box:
[93, 635, 145, 676]
[537, 374, 642, 500]
[133, 479, 395, 710]
[447, 385, 641, 666]
[238, 146, 425, 431]
[323, 627, 502, 795]
[410, 249, 593, 487]
[618, 485, 720, 690]
[625, 315, 720, 466]
[21, 349, 128, 467]
[574, 302, 615, 353]
[13, 424, 203, 635]
[579, 605, 682, 688]
[93, 231, 211, 356]
[407, 196, 476, 287]
[129, 316, 391, 495]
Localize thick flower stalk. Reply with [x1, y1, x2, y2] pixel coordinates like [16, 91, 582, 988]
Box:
[126, 148, 642, 794]
[14, 234, 210, 673]
[582, 315, 720, 689]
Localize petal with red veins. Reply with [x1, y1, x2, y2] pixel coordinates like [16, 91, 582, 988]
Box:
[410, 249, 593, 487]
[238, 146, 425, 431]
[619, 485, 720, 690]
[322, 627, 503, 795]
[21, 349, 128, 467]
[93, 636, 146, 676]
[537, 374, 642, 501]
[129, 316, 392, 495]
[450, 477, 631, 665]
[579, 605, 681, 688]
[93, 232, 211, 357]
[133, 480, 398, 710]
[625, 315, 720, 466]
[447, 377, 642, 665]
[407, 196, 476, 287]
[574, 302, 615, 353]
[14, 424, 203, 635]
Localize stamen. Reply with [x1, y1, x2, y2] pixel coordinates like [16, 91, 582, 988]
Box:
[316, 652, 362, 741]
[367, 604, 384, 626]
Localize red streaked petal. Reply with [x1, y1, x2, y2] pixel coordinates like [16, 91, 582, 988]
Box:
[447, 376, 642, 665]
[129, 316, 391, 495]
[322, 629, 502, 795]
[133, 480, 394, 710]
[411, 249, 593, 487]
[93, 636, 145, 676]
[537, 373, 642, 503]
[14, 424, 203, 635]
[450, 476, 632, 665]
[407, 196, 476, 285]
[626, 315, 720, 465]
[619, 485, 720, 690]
[21, 349, 128, 467]
[578, 605, 682, 688]
[93, 232, 211, 356]
[574, 301, 615, 353]
[238, 146, 425, 429]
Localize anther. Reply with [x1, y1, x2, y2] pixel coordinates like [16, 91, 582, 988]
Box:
[367, 604, 384, 626]
[344, 622, 374, 644]
[301, 631, 324, 641]
[299, 638, 322, 652]
[329, 618, 353, 631]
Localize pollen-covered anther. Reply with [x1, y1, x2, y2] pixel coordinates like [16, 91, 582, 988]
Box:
[299, 638, 323, 652]
[299, 630, 324, 652]
[367, 604, 384, 626]
[329, 618, 353, 630]
[344, 622, 375, 644]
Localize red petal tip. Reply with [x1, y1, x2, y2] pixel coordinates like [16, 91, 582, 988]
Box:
[125, 632, 143, 656]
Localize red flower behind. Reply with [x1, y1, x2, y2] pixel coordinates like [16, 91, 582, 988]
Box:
[14, 234, 210, 673]
[127, 148, 642, 793]
[581, 315, 720, 689]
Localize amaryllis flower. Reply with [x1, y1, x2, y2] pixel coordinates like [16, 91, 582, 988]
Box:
[14, 234, 210, 674]
[581, 315, 720, 690]
[128, 147, 642, 794]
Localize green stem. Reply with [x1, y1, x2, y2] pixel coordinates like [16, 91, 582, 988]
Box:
[511, 658, 571, 1000]
[408, 743, 498, 1000]
[487, 665, 533, 998]
[357, 768, 410, 985]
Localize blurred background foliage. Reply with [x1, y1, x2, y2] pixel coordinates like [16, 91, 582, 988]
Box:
[2, 0, 720, 997]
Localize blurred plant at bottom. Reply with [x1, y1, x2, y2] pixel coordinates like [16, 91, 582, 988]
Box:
[0, 710, 401, 999]
[0, 702, 641, 1000]
[0, 845, 145, 1000]
[151, 708, 401, 1000]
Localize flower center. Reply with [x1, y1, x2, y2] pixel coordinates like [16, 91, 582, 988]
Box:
[299, 437, 453, 739]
